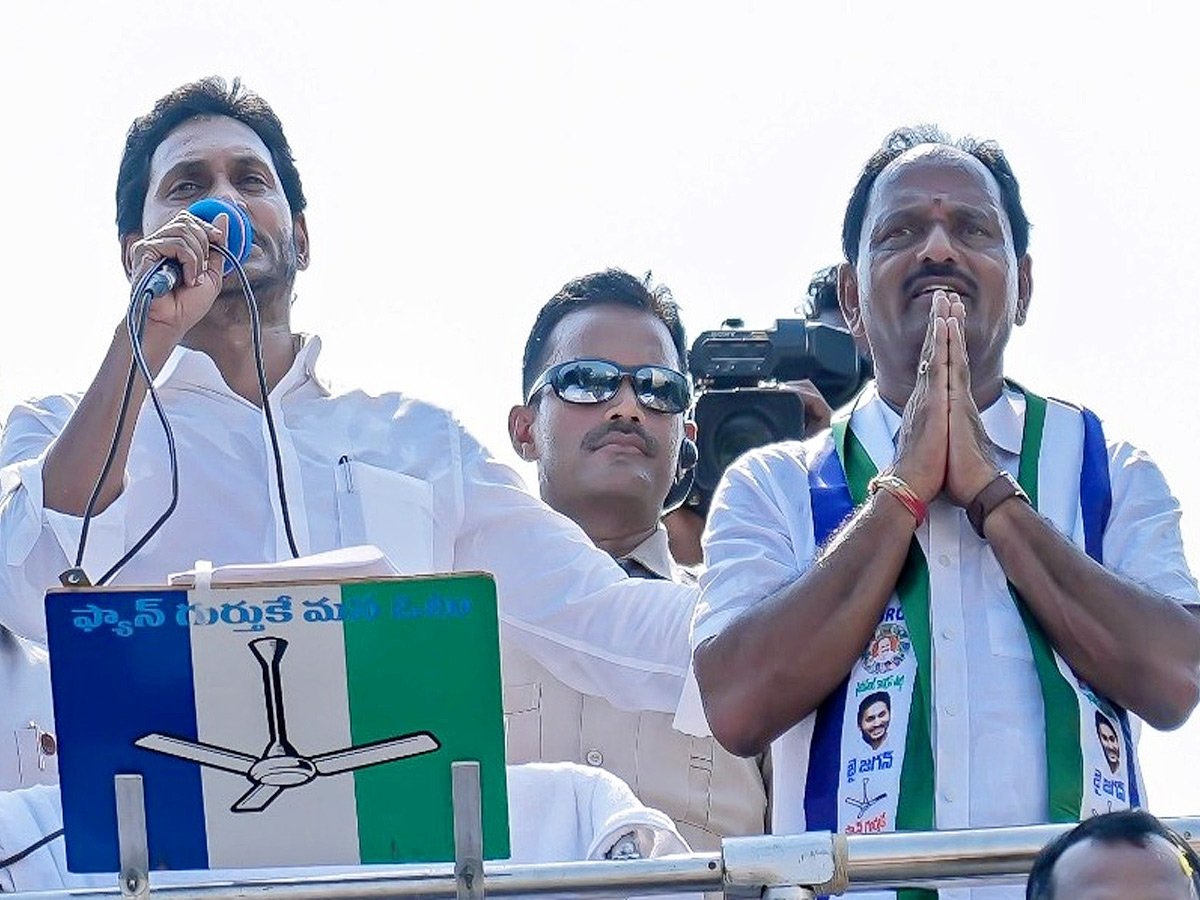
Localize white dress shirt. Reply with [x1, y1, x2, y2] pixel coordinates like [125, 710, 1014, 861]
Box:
[0, 337, 695, 715]
[691, 383, 1198, 844]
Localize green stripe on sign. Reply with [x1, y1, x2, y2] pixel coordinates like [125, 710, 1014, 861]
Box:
[342, 574, 509, 862]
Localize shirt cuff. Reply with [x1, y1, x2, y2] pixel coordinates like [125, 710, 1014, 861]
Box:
[6, 452, 129, 580]
[672, 661, 711, 737]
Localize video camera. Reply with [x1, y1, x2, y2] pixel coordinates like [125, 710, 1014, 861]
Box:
[681, 318, 865, 516]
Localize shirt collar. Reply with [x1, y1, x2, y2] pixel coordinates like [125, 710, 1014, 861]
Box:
[621, 525, 676, 580]
[868, 380, 1026, 457]
[153, 333, 331, 399]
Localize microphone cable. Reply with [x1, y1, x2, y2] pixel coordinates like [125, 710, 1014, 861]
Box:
[69, 264, 158, 580]
[219, 243, 302, 562]
[0, 827, 64, 870]
[70, 244, 301, 587]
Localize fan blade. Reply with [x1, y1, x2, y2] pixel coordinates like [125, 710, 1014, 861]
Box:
[231, 783, 283, 813]
[136, 734, 256, 774]
[312, 732, 439, 775]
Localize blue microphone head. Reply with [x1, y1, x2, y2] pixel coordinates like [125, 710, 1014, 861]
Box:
[186, 198, 254, 274]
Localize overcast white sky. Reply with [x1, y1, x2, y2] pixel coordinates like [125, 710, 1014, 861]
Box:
[3, 2, 1198, 816]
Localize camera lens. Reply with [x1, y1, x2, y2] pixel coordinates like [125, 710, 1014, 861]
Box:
[712, 411, 779, 471]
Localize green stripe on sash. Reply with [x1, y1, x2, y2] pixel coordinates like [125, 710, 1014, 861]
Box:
[835, 380, 1092, 847]
[1008, 387, 1084, 821]
[834, 420, 937, 842]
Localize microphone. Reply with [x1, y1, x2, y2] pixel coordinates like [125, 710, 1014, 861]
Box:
[143, 198, 254, 300]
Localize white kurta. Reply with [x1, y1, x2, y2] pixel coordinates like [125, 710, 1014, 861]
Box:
[688, 383, 1198, 899]
[0, 337, 696, 716]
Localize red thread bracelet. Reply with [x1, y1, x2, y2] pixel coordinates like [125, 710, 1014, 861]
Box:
[867, 473, 928, 527]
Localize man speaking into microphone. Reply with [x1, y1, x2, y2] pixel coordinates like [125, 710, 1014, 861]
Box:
[0, 77, 695, 722]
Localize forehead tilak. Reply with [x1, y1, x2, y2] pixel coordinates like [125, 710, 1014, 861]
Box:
[869, 147, 1004, 216]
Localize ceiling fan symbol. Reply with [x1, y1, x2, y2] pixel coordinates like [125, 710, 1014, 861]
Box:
[135, 636, 440, 813]
[844, 777, 887, 820]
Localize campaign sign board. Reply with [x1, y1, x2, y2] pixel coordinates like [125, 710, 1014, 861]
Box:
[45, 573, 509, 873]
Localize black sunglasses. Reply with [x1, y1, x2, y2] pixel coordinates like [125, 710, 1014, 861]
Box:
[526, 359, 692, 414]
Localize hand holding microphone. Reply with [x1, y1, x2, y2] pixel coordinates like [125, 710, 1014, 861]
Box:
[126, 198, 255, 343]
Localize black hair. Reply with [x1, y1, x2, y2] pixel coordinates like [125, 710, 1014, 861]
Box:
[1026, 810, 1200, 900]
[116, 76, 307, 237]
[857, 691, 891, 723]
[521, 269, 687, 399]
[841, 124, 1031, 265]
[1095, 710, 1117, 735]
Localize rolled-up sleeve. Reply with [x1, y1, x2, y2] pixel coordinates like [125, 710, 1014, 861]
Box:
[0, 395, 129, 642]
[1105, 439, 1200, 605]
[450, 419, 696, 715]
[693, 441, 818, 651]
[674, 440, 819, 737]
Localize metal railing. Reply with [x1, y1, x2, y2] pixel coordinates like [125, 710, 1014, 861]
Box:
[10, 817, 1200, 900]
[12, 768, 1199, 900]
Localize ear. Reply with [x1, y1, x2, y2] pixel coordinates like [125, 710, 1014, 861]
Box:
[120, 232, 143, 281]
[684, 420, 696, 442]
[1014, 254, 1033, 326]
[837, 262, 867, 339]
[508, 404, 541, 461]
[293, 212, 310, 270]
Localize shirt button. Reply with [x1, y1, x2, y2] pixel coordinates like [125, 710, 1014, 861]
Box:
[586, 749, 604, 766]
[937, 554, 951, 567]
[943, 704, 959, 717]
[940, 627, 955, 641]
[940, 790, 954, 803]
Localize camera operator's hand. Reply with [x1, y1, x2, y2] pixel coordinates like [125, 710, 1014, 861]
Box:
[943, 294, 999, 507]
[780, 379, 834, 437]
[892, 292, 951, 504]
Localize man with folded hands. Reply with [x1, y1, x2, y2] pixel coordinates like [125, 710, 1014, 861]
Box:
[687, 125, 1200, 898]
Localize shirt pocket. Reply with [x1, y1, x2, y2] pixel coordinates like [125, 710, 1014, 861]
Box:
[502, 681, 542, 764]
[335, 459, 435, 574]
[13, 722, 59, 788]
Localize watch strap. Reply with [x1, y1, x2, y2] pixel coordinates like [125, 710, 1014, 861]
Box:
[967, 471, 1030, 538]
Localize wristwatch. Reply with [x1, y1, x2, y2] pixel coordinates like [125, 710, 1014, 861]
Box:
[966, 471, 1031, 538]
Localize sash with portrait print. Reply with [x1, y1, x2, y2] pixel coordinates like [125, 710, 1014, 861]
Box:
[803, 384, 1142, 885]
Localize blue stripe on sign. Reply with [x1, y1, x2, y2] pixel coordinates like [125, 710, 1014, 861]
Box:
[803, 441, 856, 831]
[46, 588, 209, 872]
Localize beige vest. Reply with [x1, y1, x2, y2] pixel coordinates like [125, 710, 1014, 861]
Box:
[501, 529, 767, 851]
[0, 628, 58, 792]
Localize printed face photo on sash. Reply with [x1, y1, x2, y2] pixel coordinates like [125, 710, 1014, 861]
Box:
[1095, 712, 1121, 775]
[1078, 682, 1132, 815]
[858, 692, 892, 750]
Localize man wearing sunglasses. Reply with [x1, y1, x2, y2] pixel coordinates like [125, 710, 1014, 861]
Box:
[506, 269, 767, 851]
[685, 126, 1200, 896]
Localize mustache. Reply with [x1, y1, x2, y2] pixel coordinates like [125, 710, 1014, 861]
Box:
[901, 262, 979, 298]
[581, 420, 658, 456]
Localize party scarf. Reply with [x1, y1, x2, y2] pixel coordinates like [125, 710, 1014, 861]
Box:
[802, 384, 1141, 898]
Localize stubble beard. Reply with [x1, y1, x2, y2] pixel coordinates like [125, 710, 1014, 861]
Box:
[209, 244, 298, 329]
